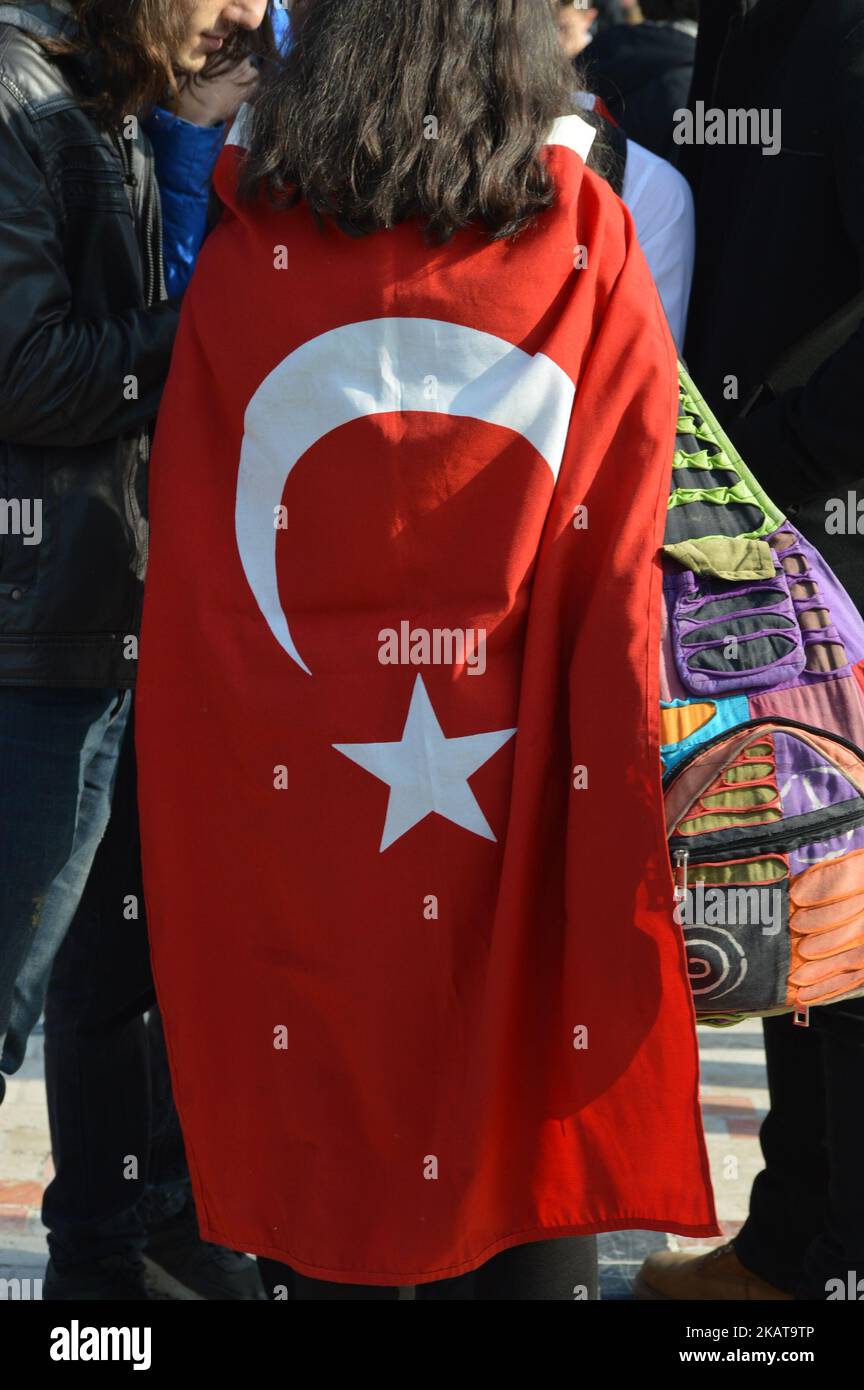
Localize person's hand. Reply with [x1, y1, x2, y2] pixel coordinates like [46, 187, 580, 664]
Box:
[175, 58, 260, 128]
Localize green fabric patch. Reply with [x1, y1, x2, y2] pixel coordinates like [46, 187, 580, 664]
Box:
[693, 858, 787, 885]
[672, 445, 738, 472]
[723, 762, 774, 784]
[662, 534, 777, 581]
[667, 366, 786, 543]
[680, 808, 782, 835]
[703, 786, 777, 810]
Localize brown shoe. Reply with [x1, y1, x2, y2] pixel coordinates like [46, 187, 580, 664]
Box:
[634, 1243, 795, 1301]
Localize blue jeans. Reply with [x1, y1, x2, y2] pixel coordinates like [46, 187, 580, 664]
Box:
[0, 686, 130, 1081]
[40, 716, 190, 1266]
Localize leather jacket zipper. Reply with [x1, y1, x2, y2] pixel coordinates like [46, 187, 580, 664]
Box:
[110, 127, 164, 308]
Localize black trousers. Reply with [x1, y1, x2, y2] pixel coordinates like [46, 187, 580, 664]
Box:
[734, 998, 864, 1300]
[41, 720, 189, 1267]
[258, 1237, 599, 1301]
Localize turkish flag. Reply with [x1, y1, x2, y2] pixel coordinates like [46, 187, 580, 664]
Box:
[136, 109, 718, 1284]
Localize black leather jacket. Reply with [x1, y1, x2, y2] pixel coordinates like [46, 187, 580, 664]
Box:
[0, 13, 178, 687]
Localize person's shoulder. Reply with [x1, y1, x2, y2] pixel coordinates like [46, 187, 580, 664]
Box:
[766, 0, 864, 52]
[0, 22, 73, 118]
[546, 113, 626, 223]
[833, 0, 864, 41]
[538, 113, 635, 297]
[545, 112, 597, 164]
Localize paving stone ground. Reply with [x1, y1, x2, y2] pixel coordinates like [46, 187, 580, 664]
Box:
[0, 1018, 766, 1300]
[600, 1018, 768, 1299]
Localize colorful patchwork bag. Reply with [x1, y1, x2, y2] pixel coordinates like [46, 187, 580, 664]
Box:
[661, 367, 864, 1026]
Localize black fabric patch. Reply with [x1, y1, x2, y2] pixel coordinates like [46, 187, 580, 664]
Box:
[681, 614, 797, 646]
[665, 501, 769, 543]
[688, 634, 798, 671]
[672, 467, 741, 490]
[682, 881, 790, 1014]
[692, 590, 788, 620]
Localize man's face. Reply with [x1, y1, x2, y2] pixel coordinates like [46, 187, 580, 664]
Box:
[178, 1, 270, 72]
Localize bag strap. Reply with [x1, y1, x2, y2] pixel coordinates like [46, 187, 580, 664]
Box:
[738, 288, 864, 418]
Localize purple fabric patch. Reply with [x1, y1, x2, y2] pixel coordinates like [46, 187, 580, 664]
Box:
[661, 578, 691, 701]
[774, 732, 859, 820]
[790, 824, 864, 874]
[768, 526, 864, 685]
[794, 531, 864, 666]
[670, 563, 805, 697]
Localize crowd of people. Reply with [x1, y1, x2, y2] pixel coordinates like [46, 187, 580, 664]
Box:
[0, 0, 861, 1303]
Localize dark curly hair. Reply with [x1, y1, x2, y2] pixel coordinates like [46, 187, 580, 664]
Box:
[239, 0, 598, 244]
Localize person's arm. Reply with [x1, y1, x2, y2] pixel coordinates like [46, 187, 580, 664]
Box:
[622, 138, 695, 350]
[0, 94, 178, 448]
[727, 19, 864, 506]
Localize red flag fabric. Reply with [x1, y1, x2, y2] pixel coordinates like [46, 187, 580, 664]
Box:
[136, 109, 719, 1285]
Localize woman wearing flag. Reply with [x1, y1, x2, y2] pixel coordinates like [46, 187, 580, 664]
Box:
[137, 0, 718, 1298]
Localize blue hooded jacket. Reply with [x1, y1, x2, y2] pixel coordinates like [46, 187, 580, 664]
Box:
[144, 4, 293, 299]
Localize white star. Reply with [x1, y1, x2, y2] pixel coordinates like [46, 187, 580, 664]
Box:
[333, 675, 517, 851]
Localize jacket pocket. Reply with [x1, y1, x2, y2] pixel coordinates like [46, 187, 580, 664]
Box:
[57, 140, 131, 216]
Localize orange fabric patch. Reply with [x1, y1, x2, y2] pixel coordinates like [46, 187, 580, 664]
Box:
[789, 850, 864, 1004]
[660, 701, 716, 746]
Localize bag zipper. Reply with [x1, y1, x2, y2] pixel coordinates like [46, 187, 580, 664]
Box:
[671, 801, 864, 867]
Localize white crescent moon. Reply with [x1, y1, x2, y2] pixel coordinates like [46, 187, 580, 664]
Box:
[235, 317, 576, 674]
